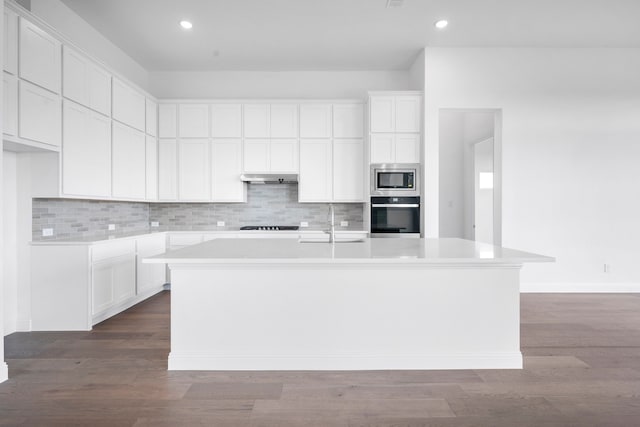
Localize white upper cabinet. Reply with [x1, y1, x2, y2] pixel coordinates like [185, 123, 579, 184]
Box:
[19, 80, 61, 147]
[333, 139, 364, 201]
[112, 122, 146, 199]
[270, 104, 298, 138]
[62, 100, 111, 198]
[4, 10, 18, 74]
[395, 95, 421, 132]
[3, 74, 18, 136]
[112, 78, 145, 131]
[333, 103, 364, 138]
[19, 18, 61, 93]
[270, 139, 298, 173]
[178, 139, 210, 201]
[211, 139, 245, 202]
[370, 96, 395, 133]
[394, 133, 420, 163]
[299, 139, 332, 202]
[145, 99, 157, 136]
[243, 104, 270, 137]
[243, 139, 270, 172]
[158, 104, 177, 138]
[178, 104, 209, 138]
[158, 139, 178, 200]
[62, 46, 111, 116]
[211, 104, 241, 138]
[300, 104, 331, 138]
[145, 136, 158, 201]
[370, 134, 395, 164]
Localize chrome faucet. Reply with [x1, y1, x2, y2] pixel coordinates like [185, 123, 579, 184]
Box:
[326, 203, 336, 243]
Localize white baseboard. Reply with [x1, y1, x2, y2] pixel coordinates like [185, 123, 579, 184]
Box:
[0, 362, 8, 383]
[168, 352, 523, 371]
[521, 282, 640, 293]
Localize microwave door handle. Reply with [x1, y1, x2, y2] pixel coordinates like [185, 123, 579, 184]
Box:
[371, 204, 420, 208]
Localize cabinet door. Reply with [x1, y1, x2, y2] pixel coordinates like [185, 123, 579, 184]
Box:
[395, 133, 420, 163]
[92, 262, 114, 315]
[243, 104, 270, 137]
[270, 104, 298, 137]
[211, 104, 241, 137]
[370, 96, 395, 133]
[300, 104, 331, 138]
[112, 78, 145, 131]
[112, 122, 146, 199]
[19, 81, 61, 146]
[3, 10, 18, 74]
[112, 255, 136, 304]
[243, 139, 270, 172]
[212, 139, 245, 202]
[137, 235, 166, 295]
[63, 101, 111, 197]
[87, 65, 111, 116]
[179, 104, 209, 137]
[145, 136, 158, 200]
[270, 139, 298, 173]
[179, 139, 210, 200]
[19, 18, 61, 93]
[333, 103, 363, 138]
[62, 46, 87, 106]
[3, 74, 18, 136]
[299, 139, 332, 202]
[158, 104, 177, 138]
[395, 95, 421, 133]
[333, 139, 364, 201]
[370, 134, 395, 164]
[146, 99, 157, 136]
[158, 139, 178, 200]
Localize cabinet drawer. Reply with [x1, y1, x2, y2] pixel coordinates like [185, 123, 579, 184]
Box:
[137, 234, 166, 254]
[91, 240, 136, 262]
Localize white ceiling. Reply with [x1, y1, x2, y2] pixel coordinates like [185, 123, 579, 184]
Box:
[58, 0, 640, 71]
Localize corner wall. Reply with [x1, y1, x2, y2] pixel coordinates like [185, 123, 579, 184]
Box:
[424, 47, 640, 291]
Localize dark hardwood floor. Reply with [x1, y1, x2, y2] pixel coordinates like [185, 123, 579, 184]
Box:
[2, 291, 640, 426]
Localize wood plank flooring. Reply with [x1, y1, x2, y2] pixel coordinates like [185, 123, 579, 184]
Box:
[2, 291, 640, 426]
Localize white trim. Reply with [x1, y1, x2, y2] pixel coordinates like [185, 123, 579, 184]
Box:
[0, 362, 7, 383]
[521, 282, 640, 293]
[168, 352, 523, 371]
[16, 320, 31, 332]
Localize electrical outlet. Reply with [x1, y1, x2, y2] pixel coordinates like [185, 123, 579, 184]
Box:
[42, 228, 54, 237]
[300, 221, 309, 228]
[604, 264, 611, 273]
[151, 221, 159, 227]
[108, 224, 116, 231]
[340, 221, 349, 227]
[217, 221, 225, 227]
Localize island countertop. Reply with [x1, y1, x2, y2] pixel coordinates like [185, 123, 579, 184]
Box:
[145, 237, 553, 265]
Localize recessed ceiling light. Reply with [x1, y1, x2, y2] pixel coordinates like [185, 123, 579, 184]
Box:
[180, 20, 193, 30]
[434, 20, 448, 29]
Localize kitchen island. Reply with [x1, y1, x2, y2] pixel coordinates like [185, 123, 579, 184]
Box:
[146, 238, 552, 371]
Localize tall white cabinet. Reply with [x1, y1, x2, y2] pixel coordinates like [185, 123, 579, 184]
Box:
[369, 92, 422, 164]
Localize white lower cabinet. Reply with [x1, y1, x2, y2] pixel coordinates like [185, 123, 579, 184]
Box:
[31, 235, 168, 331]
[112, 122, 146, 199]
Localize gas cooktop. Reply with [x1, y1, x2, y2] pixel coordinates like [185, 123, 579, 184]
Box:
[239, 225, 300, 231]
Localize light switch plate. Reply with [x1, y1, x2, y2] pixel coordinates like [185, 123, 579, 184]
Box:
[151, 221, 159, 227]
[42, 228, 53, 237]
[217, 221, 225, 227]
[340, 221, 349, 227]
[300, 221, 309, 228]
[108, 224, 116, 231]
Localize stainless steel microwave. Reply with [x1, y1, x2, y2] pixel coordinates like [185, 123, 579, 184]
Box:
[370, 164, 420, 196]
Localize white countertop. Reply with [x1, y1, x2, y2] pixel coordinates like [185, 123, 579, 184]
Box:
[145, 238, 554, 265]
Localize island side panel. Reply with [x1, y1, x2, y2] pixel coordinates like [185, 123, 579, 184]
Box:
[168, 263, 522, 370]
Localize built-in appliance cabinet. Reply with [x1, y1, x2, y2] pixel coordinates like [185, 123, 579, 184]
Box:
[369, 92, 422, 164]
[31, 235, 167, 331]
[298, 102, 365, 202]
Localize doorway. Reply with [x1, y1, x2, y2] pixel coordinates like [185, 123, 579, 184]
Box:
[438, 109, 502, 245]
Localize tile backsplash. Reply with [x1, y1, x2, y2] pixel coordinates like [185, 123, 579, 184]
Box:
[151, 184, 364, 230]
[32, 184, 365, 240]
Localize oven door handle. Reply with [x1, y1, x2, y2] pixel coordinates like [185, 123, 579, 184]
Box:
[371, 204, 420, 208]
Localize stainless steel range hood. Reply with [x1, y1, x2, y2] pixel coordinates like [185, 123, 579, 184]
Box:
[240, 173, 298, 184]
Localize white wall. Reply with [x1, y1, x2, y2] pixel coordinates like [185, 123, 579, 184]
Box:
[438, 112, 466, 238]
[424, 48, 640, 290]
[3, 153, 17, 335]
[29, 0, 149, 91]
[408, 50, 425, 90]
[149, 70, 410, 99]
[1, 0, 7, 384]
